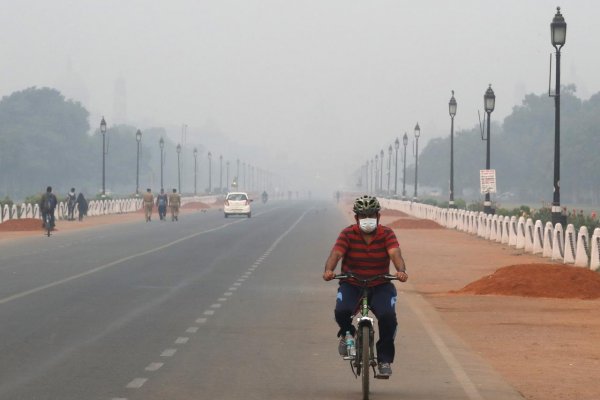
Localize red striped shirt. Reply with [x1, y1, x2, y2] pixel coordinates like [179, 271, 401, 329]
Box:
[333, 224, 399, 286]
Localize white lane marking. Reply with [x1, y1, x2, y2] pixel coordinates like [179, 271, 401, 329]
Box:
[217, 297, 227, 302]
[161, 349, 177, 357]
[223, 292, 233, 296]
[203, 310, 215, 315]
[233, 282, 241, 286]
[404, 293, 485, 400]
[228, 287, 238, 291]
[112, 398, 128, 400]
[0, 219, 248, 306]
[145, 362, 164, 371]
[126, 378, 148, 389]
[237, 278, 246, 282]
[195, 318, 207, 324]
[186, 327, 199, 333]
[210, 303, 221, 308]
[175, 337, 189, 344]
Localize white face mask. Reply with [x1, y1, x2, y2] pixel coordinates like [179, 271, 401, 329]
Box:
[359, 218, 378, 233]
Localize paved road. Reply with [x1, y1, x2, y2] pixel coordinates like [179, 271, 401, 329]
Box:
[0, 201, 523, 400]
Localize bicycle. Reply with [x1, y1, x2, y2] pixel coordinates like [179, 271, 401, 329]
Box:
[333, 272, 399, 400]
[43, 212, 55, 237]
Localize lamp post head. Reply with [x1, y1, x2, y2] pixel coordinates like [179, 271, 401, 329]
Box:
[449, 90, 457, 117]
[208, 151, 212, 159]
[551, 6, 566, 48]
[136, 129, 142, 142]
[403, 132, 408, 146]
[176, 144, 181, 154]
[380, 149, 384, 157]
[375, 154, 379, 162]
[388, 144, 392, 155]
[414, 123, 421, 138]
[484, 84, 495, 113]
[100, 117, 107, 134]
[193, 147, 198, 156]
[395, 137, 400, 150]
[159, 137, 164, 149]
[220, 154, 223, 161]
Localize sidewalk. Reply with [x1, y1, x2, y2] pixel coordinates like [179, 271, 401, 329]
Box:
[377, 209, 600, 400]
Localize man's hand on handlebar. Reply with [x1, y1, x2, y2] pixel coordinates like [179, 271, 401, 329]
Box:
[323, 270, 336, 281]
[394, 270, 408, 282]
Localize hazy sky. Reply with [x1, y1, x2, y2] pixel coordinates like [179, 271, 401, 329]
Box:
[1, 0, 598, 194]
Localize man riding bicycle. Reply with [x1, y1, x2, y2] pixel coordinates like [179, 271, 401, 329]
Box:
[323, 195, 408, 378]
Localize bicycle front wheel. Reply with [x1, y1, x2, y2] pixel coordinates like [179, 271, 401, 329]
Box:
[361, 325, 370, 400]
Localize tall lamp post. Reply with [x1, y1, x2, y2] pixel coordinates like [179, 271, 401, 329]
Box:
[379, 149, 384, 194]
[374, 154, 379, 193]
[219, 155, 223, 193]
[135, 129, 142, 195]
[387, 145, 392, 195]
[394, 138, 399, 195]
[365, 160, 369, 194]
[413, 123, 421, 201]
[193, 147, 198, 195]
[159, 137, 165, 190]
[483, 85, 495, 214]
[100, 117, 107, 196]
[208, 151, 212, 193]
[551, 7, 567, 225]
[236, 158, 240, 188]
[449, 91, 457, 208]
[226, 161, 230, 192]
[176, 144, 182, 193]
[402, 133, 408, 199]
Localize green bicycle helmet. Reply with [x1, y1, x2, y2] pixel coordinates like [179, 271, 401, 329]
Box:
[352, 195, 381, 214]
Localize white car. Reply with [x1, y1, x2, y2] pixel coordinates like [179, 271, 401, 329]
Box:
[224, 192, 252, 218]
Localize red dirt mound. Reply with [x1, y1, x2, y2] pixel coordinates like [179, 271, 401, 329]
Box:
[453, 263, 600, 300]
[388, 218, 442, 229]
[181, 201, 211, 210]
[380, 209, 409, 217]
[0, 218, 44, 232]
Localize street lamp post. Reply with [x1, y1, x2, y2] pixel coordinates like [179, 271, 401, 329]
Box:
[176, 144, 182, 193]
[219, 155, 223, 193]
[135, 129, 142, 195]
[402, 133, 408, 199]
[208, 151, 212, 193]
[379, 149, 384, 194]
[413, 123, 421, 201]
[159, 137, 165, 190]
[551, 7, 567, 225]
[449, 91, 457, 208]
[193, 148, 198, 195]
[483, 85, 496, 214]
[226, 161, 230, 192]
[387, 145, 392, 195]
[100, 117, 107, 196]
[236, 158, 240, 188]
[365, 160, 369, 194]
[374, 154, 379, 194]
[394, 138, 399, 196]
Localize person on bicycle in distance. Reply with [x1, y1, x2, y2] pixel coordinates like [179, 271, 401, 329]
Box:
[39, 186, 58, 228]
[322, 195, 408, 378]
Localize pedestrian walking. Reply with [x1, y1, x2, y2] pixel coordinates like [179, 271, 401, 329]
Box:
[76, 192, 88, 221]
[169, 188, 181, 221]
[156, 189, 168, 221]
[67, 188, 76, 220]
[142, 188, 154, 222]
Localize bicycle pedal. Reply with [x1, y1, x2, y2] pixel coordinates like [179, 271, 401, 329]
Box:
[374, 374, 390, 380]
[342, 355, 355, 360]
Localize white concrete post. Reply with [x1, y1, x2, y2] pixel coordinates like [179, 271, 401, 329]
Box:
[552, 223, 565, 261]
[590, 228, 600, 271]
[516, 216, 526, 249]
[543, 222, 554, 258]
[501, 216, 510, 244]
[575, 226, 590, 267]
[563, 224, 577, 264]
[533, 220, 544, 255]
[508, 216, 518, 247]
[524, 218, 534, 253]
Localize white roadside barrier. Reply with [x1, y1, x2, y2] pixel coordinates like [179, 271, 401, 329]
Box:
[543, 222, 554, 258]
[552, 223, 565, 261]
[563, 224, 577, 264]
[591, 228, 600, 271]
[508, 216, 518, 247]
[533, 220, 544, 255]
[516, 217, 526, 249]
[524, 218, 535, 253]
[575, 226, 590, 267]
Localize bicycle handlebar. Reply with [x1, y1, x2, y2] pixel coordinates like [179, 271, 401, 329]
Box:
[333, 272, 398, 283]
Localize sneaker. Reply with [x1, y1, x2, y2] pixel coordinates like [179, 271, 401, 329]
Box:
[377, 362, 392, 378]
[338, 337, 347, 357]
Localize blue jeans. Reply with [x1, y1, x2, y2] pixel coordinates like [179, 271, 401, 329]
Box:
[334, 282, 398, 363]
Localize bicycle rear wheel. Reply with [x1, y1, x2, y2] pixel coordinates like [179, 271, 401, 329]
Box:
[361, 325, 370, 400]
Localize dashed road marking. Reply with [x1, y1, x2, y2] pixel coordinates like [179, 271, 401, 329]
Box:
[203, 310, 215, 315]
[161, 348, 177, 357]
[210, 303, 221, 308]
[217, 297, 227, 302]
[145, 362, 164, 371]
[126, 378, 147, 388]
[228, 287, 238, 291]
[223, 292, 233, 296]
[186, 327, 199, 333]
[175, 337, 189, 344]
[195, 318, 207, 324]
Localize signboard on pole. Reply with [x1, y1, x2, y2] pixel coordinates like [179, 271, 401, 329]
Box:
[480, 169, 497, 194]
